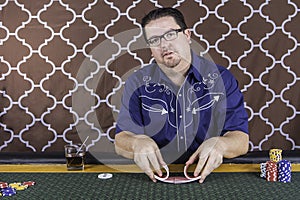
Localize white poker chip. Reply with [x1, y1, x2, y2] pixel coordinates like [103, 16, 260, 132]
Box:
[98, 173, 113, 179]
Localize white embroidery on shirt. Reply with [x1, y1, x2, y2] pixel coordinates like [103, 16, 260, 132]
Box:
[202, 73, 219, 89]
[139, 73, 224, 133]
[140, 95, 168, 115]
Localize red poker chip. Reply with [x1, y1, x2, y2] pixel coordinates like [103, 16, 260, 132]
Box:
[266, 161, 277, 165]
[23, 181, 35, 186]
[266, 177, 277, 181]
[266, 173, 277, 181]
[268, 171, 277, 174]
[0, 182, 8, 188]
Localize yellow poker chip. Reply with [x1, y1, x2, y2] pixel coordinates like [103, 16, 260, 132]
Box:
[9, 182, 21, 188]
[15, 185, 27, 191]
[9, 182, 21, 185]
[269, 149, 282, 162]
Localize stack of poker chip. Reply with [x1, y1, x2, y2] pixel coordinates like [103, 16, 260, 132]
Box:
[266, 161, 277, 181]
[260, 163, 267, 178]
[278, 160, 292, 183]
[269, 149, 282, 162]
[0, 181, 35, 197]
[260, 149, 292, 183]
[1, 187, 17, 197]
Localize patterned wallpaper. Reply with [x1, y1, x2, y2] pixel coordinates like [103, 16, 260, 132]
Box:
[0, 0, 299, 160]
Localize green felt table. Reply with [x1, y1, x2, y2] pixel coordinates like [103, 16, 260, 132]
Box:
[1, 172, 299, 199]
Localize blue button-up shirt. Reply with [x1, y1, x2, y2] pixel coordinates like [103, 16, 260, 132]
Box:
[116, 51, 248, 162]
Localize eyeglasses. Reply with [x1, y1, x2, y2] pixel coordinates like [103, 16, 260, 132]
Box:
[154, 165, 201, 184]
[146, 29, 183, 47]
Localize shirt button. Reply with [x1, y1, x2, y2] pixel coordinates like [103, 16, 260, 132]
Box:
[179, 115, 182, 118]
[178, 94, 182, 97]
[180, 136, 184, 140]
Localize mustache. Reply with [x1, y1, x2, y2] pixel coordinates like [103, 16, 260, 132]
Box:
[162, 49, 176, 56]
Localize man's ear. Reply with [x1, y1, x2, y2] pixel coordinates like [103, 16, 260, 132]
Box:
[184, 29, 192, 43]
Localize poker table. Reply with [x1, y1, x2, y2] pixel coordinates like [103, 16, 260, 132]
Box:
[0, 164, 299, 199]
[0, 151, 299, 199]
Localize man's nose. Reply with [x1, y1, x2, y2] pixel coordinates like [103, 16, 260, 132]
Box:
[159, 37, 169, 47]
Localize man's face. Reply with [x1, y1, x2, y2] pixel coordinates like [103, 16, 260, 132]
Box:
[144, 16, 191, 69]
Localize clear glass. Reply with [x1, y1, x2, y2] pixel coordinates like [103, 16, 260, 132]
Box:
[64, 143, 86, 170]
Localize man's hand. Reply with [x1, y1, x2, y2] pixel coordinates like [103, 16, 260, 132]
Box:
[186, 137, 224, 183]
[132, 135, 166, 182]
[115, 131, 166, 182]
[186, 131, 249, 183]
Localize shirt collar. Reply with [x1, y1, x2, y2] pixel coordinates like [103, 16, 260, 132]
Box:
[187, 51, 203, 82]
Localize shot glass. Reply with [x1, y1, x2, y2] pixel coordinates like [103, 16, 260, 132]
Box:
[64, 143, 86, 170]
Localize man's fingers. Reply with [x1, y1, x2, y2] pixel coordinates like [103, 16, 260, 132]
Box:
[194, 156, 207, 177]
[186, 151, 198, 166]
[134, 153, 156, 182]
[199, 154, 223, 183]
[199, 161, 213, 183]
[155, 149, 166, 167]
[132, 136, 167, 182]
[145, 169, 156, 182]
[148, 151, 163, 177]
[134, 150, 168, 182]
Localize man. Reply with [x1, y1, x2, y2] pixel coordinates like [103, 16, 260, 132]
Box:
[114, 7, 249, 183]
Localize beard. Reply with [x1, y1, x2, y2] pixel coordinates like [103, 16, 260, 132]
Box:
[162, 52, 181, 68]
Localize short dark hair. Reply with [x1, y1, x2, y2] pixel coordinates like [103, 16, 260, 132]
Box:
[141, 7, 188, 40]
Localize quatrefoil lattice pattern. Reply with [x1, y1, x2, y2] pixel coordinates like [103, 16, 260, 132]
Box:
[0, 1, 299, 155]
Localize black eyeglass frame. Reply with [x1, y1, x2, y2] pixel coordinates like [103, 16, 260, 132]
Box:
[146, 28, 184, 47]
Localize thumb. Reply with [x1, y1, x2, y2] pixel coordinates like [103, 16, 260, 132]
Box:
[186, 152, 198, 166]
